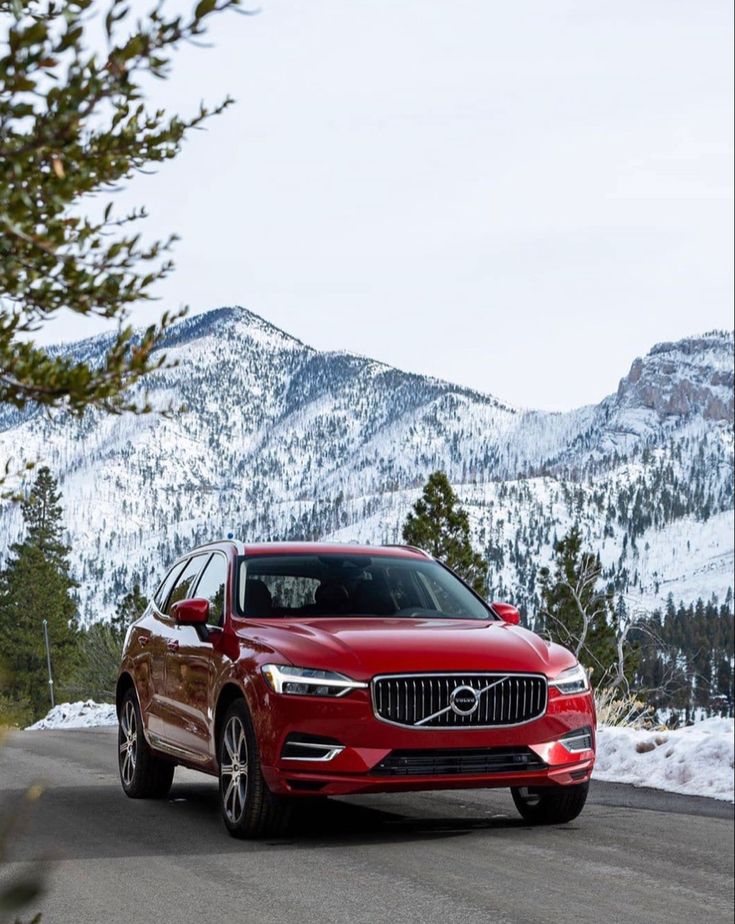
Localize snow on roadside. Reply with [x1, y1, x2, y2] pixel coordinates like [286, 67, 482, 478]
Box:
[594, 718, 734, 802]
[26, 700, 117, 730]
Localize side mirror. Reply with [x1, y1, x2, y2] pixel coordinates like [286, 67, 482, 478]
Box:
[171, 598, 209, 626]
[492, 601, 521, 625]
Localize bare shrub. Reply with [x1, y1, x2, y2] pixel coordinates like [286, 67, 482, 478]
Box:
[595, 686, 663, 730]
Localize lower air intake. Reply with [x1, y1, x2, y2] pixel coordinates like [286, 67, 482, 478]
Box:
[371, 746, 547, 777]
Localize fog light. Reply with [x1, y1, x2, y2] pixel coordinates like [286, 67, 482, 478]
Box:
[281, 733, 345, 762]
[561, 726, 593, 753]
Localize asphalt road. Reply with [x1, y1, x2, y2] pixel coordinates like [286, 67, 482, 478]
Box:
[1, 727, 732, 924]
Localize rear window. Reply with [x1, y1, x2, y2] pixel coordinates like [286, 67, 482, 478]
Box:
[237, 554, 493, 621]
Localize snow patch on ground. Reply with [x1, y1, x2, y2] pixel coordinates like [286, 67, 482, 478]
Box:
[26, 700, 117, 730]
[594, 718, 734, 802]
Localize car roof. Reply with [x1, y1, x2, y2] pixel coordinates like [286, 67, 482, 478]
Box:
[244, 541, 430, 559]
[184, 540, 432, 560]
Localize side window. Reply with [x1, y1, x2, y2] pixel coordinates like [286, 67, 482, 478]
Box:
[153, 561, 186, 612]
[193, 554, 228, 627]
[165, 555, 207, 615]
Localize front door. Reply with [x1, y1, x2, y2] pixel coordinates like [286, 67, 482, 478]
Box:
[164, 552, 230, 760]
[153, 554, 209, 750]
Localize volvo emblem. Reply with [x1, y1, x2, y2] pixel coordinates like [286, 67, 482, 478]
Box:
[449, 685, 479, 716]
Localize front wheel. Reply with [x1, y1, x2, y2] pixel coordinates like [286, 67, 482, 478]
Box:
[511, 782, 589, 824]
[218, 699, 291, 838]
[118, 690, 174, 799]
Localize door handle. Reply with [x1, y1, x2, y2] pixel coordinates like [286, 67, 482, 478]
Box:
[138, 634, 150, 646]
[167, 639, 179, 652]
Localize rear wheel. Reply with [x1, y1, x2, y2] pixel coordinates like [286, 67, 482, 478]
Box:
[511, 782, 589, 824]
[218, 699, 291, 838]
[118, 690, 174, 799]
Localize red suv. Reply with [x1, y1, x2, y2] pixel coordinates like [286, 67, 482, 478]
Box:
[117, 541, 596, 837]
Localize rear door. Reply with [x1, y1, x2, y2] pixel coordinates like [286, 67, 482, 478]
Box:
[163, 551, 230, 760]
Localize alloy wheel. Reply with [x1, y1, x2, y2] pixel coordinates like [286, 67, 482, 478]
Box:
[221, 715, 249, 824]
[119, 699, 137, 787]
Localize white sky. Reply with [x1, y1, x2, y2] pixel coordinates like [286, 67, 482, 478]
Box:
[37, 0, 734, 410]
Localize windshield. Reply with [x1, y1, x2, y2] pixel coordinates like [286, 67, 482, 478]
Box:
[237, 554, 494, 621]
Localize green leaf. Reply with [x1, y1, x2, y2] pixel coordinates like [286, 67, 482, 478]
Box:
[195, 0, 217, 20]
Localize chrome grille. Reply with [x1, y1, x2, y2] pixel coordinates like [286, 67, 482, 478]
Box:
[372, 673, 547, 728]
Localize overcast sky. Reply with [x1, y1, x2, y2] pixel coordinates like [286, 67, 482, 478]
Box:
[38, 0, 733, 410]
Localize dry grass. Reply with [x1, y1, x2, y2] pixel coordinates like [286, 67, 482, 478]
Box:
[594, 686, 663, 730]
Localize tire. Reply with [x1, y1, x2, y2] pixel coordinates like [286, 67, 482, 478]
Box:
[218, 698, 292, 839]
[118, 689, 175, 799]
[511, 782, 589, 824]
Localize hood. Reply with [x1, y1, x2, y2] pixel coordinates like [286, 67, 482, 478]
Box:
[240, 617, 576, 680]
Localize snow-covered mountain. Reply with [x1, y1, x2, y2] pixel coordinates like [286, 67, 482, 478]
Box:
[0, 307, 732, 623]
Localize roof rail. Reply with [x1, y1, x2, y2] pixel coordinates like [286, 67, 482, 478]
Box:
[184, 537, 241, 554]
[383, 544, 433, 558]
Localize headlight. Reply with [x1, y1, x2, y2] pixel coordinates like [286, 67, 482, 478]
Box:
[549, 663, 590, 695]
[261, 664, 368, 697]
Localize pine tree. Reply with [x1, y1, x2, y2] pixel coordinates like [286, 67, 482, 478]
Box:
[111, 583, 149, 639]
[1, 0, 240, 427]
[21, 466, 67, 562]
[402, 471, 489, 594]
[0, 467, 78, 718]
[69, 584, 149, 704]
[633, 595, 734, 719]
[537, 526, 620, 683]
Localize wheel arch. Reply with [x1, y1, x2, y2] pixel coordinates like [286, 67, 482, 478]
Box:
[116, 671, 136, 718]
[214, 682, 249, 757]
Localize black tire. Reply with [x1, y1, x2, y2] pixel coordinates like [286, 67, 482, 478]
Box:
[511, 782, 589, 824]
[218, 698, 292, 839]
[118, 689, 175, 799]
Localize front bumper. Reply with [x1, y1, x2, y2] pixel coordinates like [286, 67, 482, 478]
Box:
[256, 684, 596, 797]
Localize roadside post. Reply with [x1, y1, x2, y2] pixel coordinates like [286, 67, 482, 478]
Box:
[42, 618, 55, 708]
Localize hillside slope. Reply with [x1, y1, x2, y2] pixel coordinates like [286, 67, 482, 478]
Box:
[0, 308, 732, 622]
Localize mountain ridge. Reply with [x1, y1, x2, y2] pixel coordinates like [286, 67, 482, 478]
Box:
[0, 308, 732, 623]
[3, 306, 731, 429]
